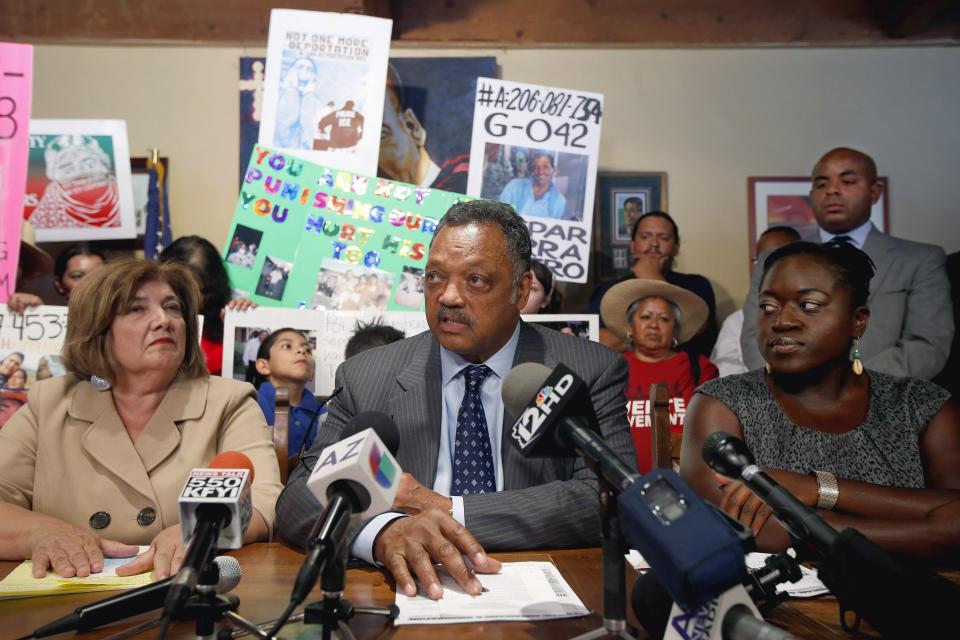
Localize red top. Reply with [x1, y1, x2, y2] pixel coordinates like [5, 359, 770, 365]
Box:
[201, 333, 223, 376]
[623, 351, 719, 473]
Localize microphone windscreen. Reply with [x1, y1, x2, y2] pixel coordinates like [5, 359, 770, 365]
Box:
[343, 411, 400, 456]
[501, 362, 552, 420]
[212, 556, 242, 592]
[208, 451, 256, 482]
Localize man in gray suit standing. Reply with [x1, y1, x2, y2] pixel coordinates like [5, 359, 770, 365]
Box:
[741, 147, 953, 379]
[277, 200, 635, 600]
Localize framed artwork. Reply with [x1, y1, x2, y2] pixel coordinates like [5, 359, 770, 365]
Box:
[747, 176, 889, 262]
[595, 172, 667, 279]
[23, 119, 137, 242]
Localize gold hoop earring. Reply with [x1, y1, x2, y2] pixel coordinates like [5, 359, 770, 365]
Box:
[852, 337, 863, 376]
[764, 362, 772, 374]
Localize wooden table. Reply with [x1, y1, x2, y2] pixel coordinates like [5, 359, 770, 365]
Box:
[0, 544, 950, 639]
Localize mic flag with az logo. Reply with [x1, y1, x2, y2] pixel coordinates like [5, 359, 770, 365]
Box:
[307, 426, 400, 519]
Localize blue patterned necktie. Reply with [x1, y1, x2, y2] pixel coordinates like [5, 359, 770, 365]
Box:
[452, 364, 495, 496]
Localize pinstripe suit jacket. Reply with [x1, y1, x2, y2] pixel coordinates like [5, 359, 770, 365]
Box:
[275, 321, 635, 552]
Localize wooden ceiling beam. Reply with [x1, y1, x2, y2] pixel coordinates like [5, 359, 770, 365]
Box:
[0, 0, 956, 46]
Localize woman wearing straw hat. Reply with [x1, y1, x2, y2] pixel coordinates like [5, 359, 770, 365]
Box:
[600, 278, 718, 472]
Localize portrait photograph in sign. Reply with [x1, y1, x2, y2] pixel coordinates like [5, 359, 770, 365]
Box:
[256, 256, 294, 301]
[378, 57, 497, 196]
[311, 258, 394, 312]
[226, 224, 263, 270]
[0, 350, 65, 429]
[23, 120, 136, 242]
[393, 265, 425, 309]
[231, 324, 317, 390]
[480, 143, 589, 222]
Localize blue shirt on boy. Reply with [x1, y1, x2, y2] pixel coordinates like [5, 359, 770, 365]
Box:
[257, 382, 323, 455]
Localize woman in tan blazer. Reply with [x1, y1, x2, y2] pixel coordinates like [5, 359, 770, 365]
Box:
[0, 259, 282, 579]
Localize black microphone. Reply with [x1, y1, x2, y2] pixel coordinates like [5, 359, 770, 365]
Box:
[702, 431, 960, 637]
[162, 451, 255, 618]
[502, 362, 638, 491]
[702, 431, 839, 551]
[28, 556, 240, 638]
[269, 412, 401, 637]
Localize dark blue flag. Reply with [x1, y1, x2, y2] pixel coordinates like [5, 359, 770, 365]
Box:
[144, 156, 171, 260]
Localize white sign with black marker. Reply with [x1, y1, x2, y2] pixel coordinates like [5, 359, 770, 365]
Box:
[466, 78, 603, 284]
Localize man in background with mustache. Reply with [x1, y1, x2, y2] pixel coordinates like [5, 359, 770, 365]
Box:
[589, 210, 719, 360]
[277, 199, 635, 600]
[740, 147, 953, 379]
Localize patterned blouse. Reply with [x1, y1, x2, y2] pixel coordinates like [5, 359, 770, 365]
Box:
[696, 370, 950, 488]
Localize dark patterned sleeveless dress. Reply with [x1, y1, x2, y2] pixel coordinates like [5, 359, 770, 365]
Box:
[696, 370, 950, 488]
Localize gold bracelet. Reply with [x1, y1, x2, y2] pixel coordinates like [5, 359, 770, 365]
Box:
[813, 470, 839, 510]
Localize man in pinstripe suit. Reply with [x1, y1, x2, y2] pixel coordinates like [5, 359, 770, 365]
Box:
[277, 200, 636, 600]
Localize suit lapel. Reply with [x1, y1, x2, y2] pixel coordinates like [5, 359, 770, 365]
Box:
[390, 336, 442, 488]
[135, 377, 206, 473]
[862, 228, 896, 301]
[72, 383, 159, 503]
[501, 323, 547, 491]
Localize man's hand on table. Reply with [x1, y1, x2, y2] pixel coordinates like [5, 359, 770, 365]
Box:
[373, 509, 501, 600]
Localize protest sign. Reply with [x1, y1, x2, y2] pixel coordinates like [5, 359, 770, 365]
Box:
[0, 43, 33, 302]
[225, 145, 469, 312]
[0, 305, 68, 428]
[259, 10, 392, 177]
[23, 120, 136, 242]
[466, 78, 603, 283]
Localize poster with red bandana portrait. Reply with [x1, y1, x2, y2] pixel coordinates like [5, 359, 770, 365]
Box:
[23, 119, 136, 241]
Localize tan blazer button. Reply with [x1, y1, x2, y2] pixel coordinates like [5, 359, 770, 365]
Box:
[137, 507, 157, 526]
[89, 511, 111, 530]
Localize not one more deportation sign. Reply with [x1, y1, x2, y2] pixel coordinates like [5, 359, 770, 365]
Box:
[466, 78, 603, 283]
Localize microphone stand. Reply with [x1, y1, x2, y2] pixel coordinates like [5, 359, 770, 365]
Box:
[571, 477, 635, 640]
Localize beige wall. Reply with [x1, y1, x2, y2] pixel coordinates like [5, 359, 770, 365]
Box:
[32, 45, 960, 316]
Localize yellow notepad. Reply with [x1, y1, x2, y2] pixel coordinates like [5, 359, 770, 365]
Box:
[0, 546, 154, 600]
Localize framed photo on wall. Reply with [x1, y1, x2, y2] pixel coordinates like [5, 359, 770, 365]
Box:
[595, 172, 667, 280]
[747, 176, 889, 263]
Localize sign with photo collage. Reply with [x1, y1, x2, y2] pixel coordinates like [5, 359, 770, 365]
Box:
[224, 145, 471, 312]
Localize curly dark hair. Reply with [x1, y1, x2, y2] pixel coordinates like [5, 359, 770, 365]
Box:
[761, 241, 876, 309]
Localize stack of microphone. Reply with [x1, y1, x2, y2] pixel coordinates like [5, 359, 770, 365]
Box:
[20, 361, 960, 640]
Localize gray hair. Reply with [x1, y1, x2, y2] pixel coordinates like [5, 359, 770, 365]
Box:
[626, 295, 682, 347]
[432, 199, 532, 297]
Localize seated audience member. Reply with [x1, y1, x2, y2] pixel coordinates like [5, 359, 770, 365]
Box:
[6, 222, 54, 313]
[590, 211, 718, 360]
[254, 328, 320, 456]
[601, 279, 717, 472]
[520, 259, 563, 314]
[681, 242, 960, 560]
[160, 236, 256, 375]
[0, 259, 281, 578]
[344, 320, 406, 360]
[741, 147, 953, 380]
[711, 226, 800, 377]
[277, 200, 635, 600]
[53, 242, 107, 300]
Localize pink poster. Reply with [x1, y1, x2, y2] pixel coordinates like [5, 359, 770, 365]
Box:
[0, 43, 33, 303]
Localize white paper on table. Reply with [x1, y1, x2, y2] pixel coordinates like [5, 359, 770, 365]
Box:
[625, 549, 649, 572]
[746, 552, 829, 598]
[394, 561, 590, 625]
